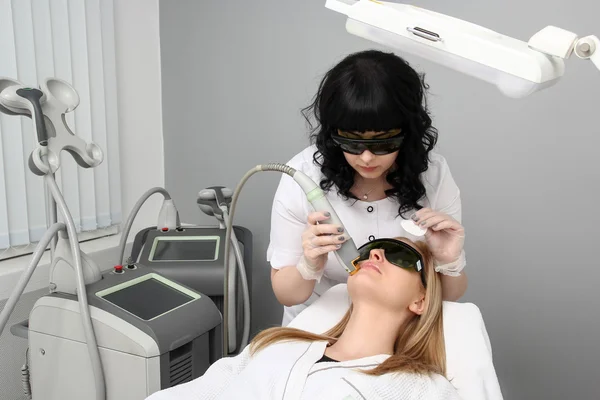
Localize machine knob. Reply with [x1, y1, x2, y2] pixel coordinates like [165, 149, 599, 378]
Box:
[114, 265, 124, 274]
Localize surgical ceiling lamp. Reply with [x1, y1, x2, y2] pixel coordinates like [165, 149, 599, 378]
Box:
[325, 0, 599, 98]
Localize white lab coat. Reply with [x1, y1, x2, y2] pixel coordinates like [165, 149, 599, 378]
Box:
[267, 145, 463, 325]
[146, 340, 461, 400]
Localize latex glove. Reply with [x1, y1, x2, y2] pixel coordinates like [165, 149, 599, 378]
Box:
[412, 208, 465, 264]
[298, 211, 348, 281]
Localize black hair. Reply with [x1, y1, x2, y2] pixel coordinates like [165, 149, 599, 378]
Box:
[302, 49, 438, 218]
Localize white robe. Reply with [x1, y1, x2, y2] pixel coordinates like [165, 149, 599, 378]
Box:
[146, 340, 461, 400]
[267, 146, 463, 326]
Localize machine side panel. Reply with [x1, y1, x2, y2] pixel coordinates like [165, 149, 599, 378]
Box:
[28, 296, 160, 357]
[29, 331, 152, 400]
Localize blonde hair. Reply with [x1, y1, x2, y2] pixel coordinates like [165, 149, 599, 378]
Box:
[250, 238, 446, 377]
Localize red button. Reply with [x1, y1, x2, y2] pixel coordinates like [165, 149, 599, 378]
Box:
[161, 227, 169, 232]
[114, 265, 123, 273]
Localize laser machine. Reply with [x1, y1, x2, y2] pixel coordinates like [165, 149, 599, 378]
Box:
[0, 77, 222, 400]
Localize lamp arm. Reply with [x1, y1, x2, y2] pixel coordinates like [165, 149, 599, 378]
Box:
[528, 27, 599, 72]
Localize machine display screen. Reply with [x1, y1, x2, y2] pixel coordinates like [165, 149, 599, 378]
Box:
[100, 277, 195, 320]
[149, 237, 219, 262]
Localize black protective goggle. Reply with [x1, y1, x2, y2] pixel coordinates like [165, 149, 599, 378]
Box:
[351, 238, 426, 287]
[331, 133, 404, 155]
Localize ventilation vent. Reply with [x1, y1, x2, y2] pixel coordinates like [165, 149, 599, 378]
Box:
[210, 295, 224, 312]
[169, 342, 193, 386]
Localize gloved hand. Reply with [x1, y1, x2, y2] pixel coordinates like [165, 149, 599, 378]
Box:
[297, 211, 348, 281]
[411, 208, 465, 270]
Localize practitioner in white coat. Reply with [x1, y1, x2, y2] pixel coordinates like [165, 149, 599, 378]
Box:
[268, 49, 467, 326]
[146, 237, 461, 400]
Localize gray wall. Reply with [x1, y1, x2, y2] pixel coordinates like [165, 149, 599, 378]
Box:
[159, 1, 600, 399]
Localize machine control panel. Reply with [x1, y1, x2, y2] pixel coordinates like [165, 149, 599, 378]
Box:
[131, 226, 252, 296]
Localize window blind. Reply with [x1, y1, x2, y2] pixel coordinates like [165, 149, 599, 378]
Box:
[0, 0, 121, 252]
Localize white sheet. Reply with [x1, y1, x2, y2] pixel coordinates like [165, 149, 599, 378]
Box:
[288, 283, 504, 400]
[146, 339, 461, 400]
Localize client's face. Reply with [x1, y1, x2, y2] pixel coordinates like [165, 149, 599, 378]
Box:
[348, 239, 425, 315]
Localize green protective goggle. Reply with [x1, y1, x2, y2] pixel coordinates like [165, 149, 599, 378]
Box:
[351, 238, 426, 287]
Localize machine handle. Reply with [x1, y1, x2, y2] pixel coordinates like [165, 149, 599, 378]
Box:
[304, 188, 360, 274]
[407, 26, 443, 42]
[16, 88, 48, 145]
[170, 334, 193, 351]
